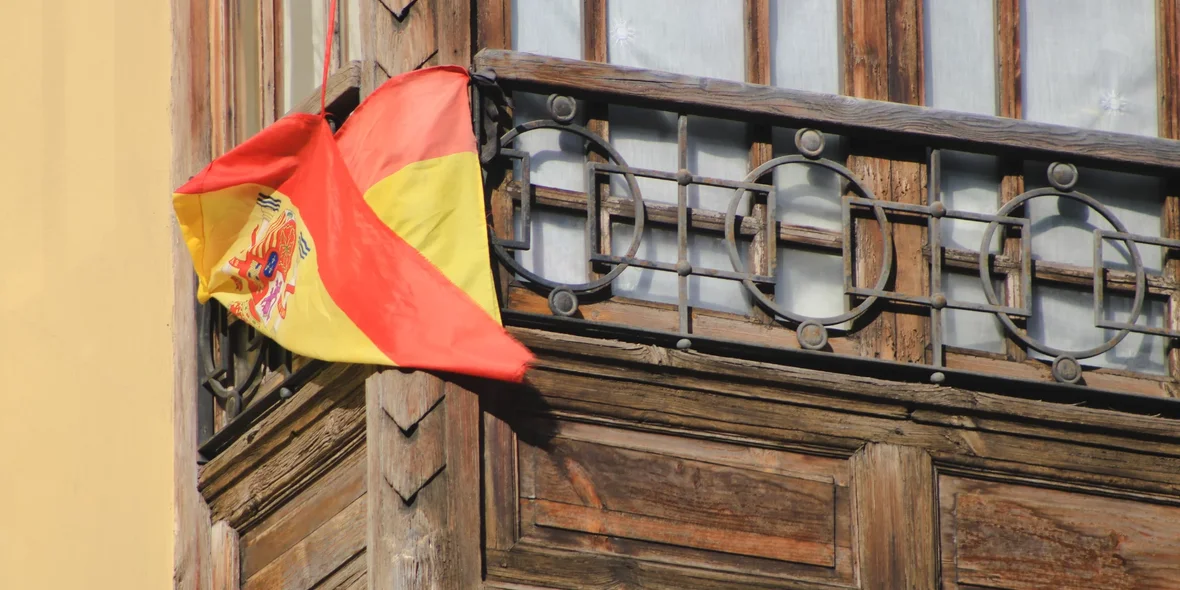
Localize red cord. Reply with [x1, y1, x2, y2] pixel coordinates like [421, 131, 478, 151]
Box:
[321, 0, 339, 117]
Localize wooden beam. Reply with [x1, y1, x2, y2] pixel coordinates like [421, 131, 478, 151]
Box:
[172, 0, 213, 588]
[852, 444, 938, 589]
[473, 49, 1180, 175]
[366, 370, 481, 589]
[210, 521, 240, 590]
[283, 60, 362, 117]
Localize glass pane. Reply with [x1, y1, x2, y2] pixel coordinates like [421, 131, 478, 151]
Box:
[942, 272, 1005, 354]
[925, 0, 995, 115]
[612, 223, 750, 316]
[346, 0, 362, 62]
[514, 209, 588, 285]
[775, 248, 845, 324]
[1023, 0, 1157, 136]
[282, 1, 330, 113]
[606, 0, 747, 313]
[235, 1, 262, 139]
[1029, 286, 1167, 375]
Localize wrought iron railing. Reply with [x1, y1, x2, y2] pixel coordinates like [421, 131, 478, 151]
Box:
[473, 49, 1180, 388]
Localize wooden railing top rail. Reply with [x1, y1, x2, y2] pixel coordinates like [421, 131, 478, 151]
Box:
[474, 49, 1180, 176]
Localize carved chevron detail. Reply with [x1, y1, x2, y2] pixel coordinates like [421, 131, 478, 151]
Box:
[370, 370, 449, 503]
[378, 0, 418, 20]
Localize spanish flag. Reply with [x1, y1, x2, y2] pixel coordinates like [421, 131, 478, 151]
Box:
[173, 68, 532, 382]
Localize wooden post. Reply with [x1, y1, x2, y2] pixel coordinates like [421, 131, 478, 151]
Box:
[210, 521, 240, 590]
[852, 443, 939, 589]
[366, 370, 481, 589]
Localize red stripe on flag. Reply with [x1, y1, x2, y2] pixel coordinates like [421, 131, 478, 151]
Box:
[280, 115, 531, 382]
[335, 66, 477, 192]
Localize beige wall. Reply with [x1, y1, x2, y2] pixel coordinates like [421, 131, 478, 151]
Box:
[0, 2, 176, 588]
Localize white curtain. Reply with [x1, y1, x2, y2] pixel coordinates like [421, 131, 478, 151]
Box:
[1023, 0, 1165, 372]
[768, 0, 846, 322]
[925, 0, 1005, 352]
[510, 0, 588, 284]
[605, 0, 749, 314]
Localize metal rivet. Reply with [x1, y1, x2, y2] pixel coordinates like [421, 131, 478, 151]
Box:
[929, 201, 946, 218]
[279, 387, 293, 399]
[930, 371, 946, 384]
[931, 293, 947, 310]
[675, 260, 693, 276]
[1052, 356, 1082, 384]
[546, 94, 577, 124]
[676, 168, 693, 186]
[1047, 162, 1078, 192]
[795, 128, 825, 159]
[548, 288, 579, 317]
[676, 338, 692, 350]
[797, 321, 829, 351]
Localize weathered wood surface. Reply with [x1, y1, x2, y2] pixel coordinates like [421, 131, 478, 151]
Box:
[511, 328, 1180, 496]
[243, 495, 366, 590]
[211, 521, 239, 590]
[853, 444, 937, 590]
[284, 61, 362, 117]
[240, 445, 366, 579]
[366, 370, 481, 589]
[473, 49, 1180, 175]
[172, 0, 212, 588]
[199, 363, 371, 530]
[940, 476, 1180, 589]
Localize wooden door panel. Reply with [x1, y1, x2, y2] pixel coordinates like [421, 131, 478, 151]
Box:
[940, 476, 1180, 589]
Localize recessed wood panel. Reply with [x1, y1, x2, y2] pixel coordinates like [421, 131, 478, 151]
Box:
[522, 438, 836, 566]
[940, 476, 1180, 589]
[492, 421, 856, 587]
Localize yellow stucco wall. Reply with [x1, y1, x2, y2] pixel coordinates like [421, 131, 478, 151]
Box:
[0, 2, 176, 588]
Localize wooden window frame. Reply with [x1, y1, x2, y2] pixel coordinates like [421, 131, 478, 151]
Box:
[476, 0, 1180, 396]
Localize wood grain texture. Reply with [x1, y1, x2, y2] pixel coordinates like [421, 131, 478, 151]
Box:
[852, 443, 937, 590]
[283, 61, 361, 117]
[435, 0, 471, 66]
[172, 0, 213, 588]
[511, 328, 1180, 496]
[366, 371, 481, 589]
[1159, 0, 1180, 386]
[244, 495, 366, 590]
[211, 521, 240, 590]
[240, 445, 365, 579]
[996, 0, 1027, 363]
[200, 363, 371, 530]
[940, 476, 1180, 589]
[472, 50, 1180, 175]
[521, 436, 837, 566]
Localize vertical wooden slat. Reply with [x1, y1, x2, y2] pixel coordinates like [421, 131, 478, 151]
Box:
[745, 0, 775, 324]
[1159, 0, 1180, 392]
[366, 371, 482, 589]
[584, 0, 612, 279]
[480, 0, 514, 301]
[438, 0, 473, 67]
[209, 0, 234, 156]
[260, 0, 281, 123]
[996, 0, 1027, 363]
[852, 443, 938, 590]
[172, 0, 214, 588]
[887, 0, 928, 364]
[211, 521, 240, 590]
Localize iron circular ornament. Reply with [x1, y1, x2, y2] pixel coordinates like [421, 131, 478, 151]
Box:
[795, 128, 825, 159]
[1047, 161, 1078, 192]
[548, 288, 579, 317]
[797, 321, 829, 350]
[725, 155, 893, 327]
[491, 120, 647, 293]
[978, 187, 1146, 360]
[1051, 355, 1083, 384]
[546, 94, 577, 124]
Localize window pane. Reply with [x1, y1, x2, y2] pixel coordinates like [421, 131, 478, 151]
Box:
[1023, 1, 1162, 372]
[282, 1, 328, 113]
[607, 0, 747, 313]
[1023, 0, 1157, 136]
[1029, 286, 1167, 375]
[236, 1, 262, 139]
[510, 0, 586, 284]
[925, 0, 1004, 352]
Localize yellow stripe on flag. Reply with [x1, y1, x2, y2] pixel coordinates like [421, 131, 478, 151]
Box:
[361, 150, 500, 322]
